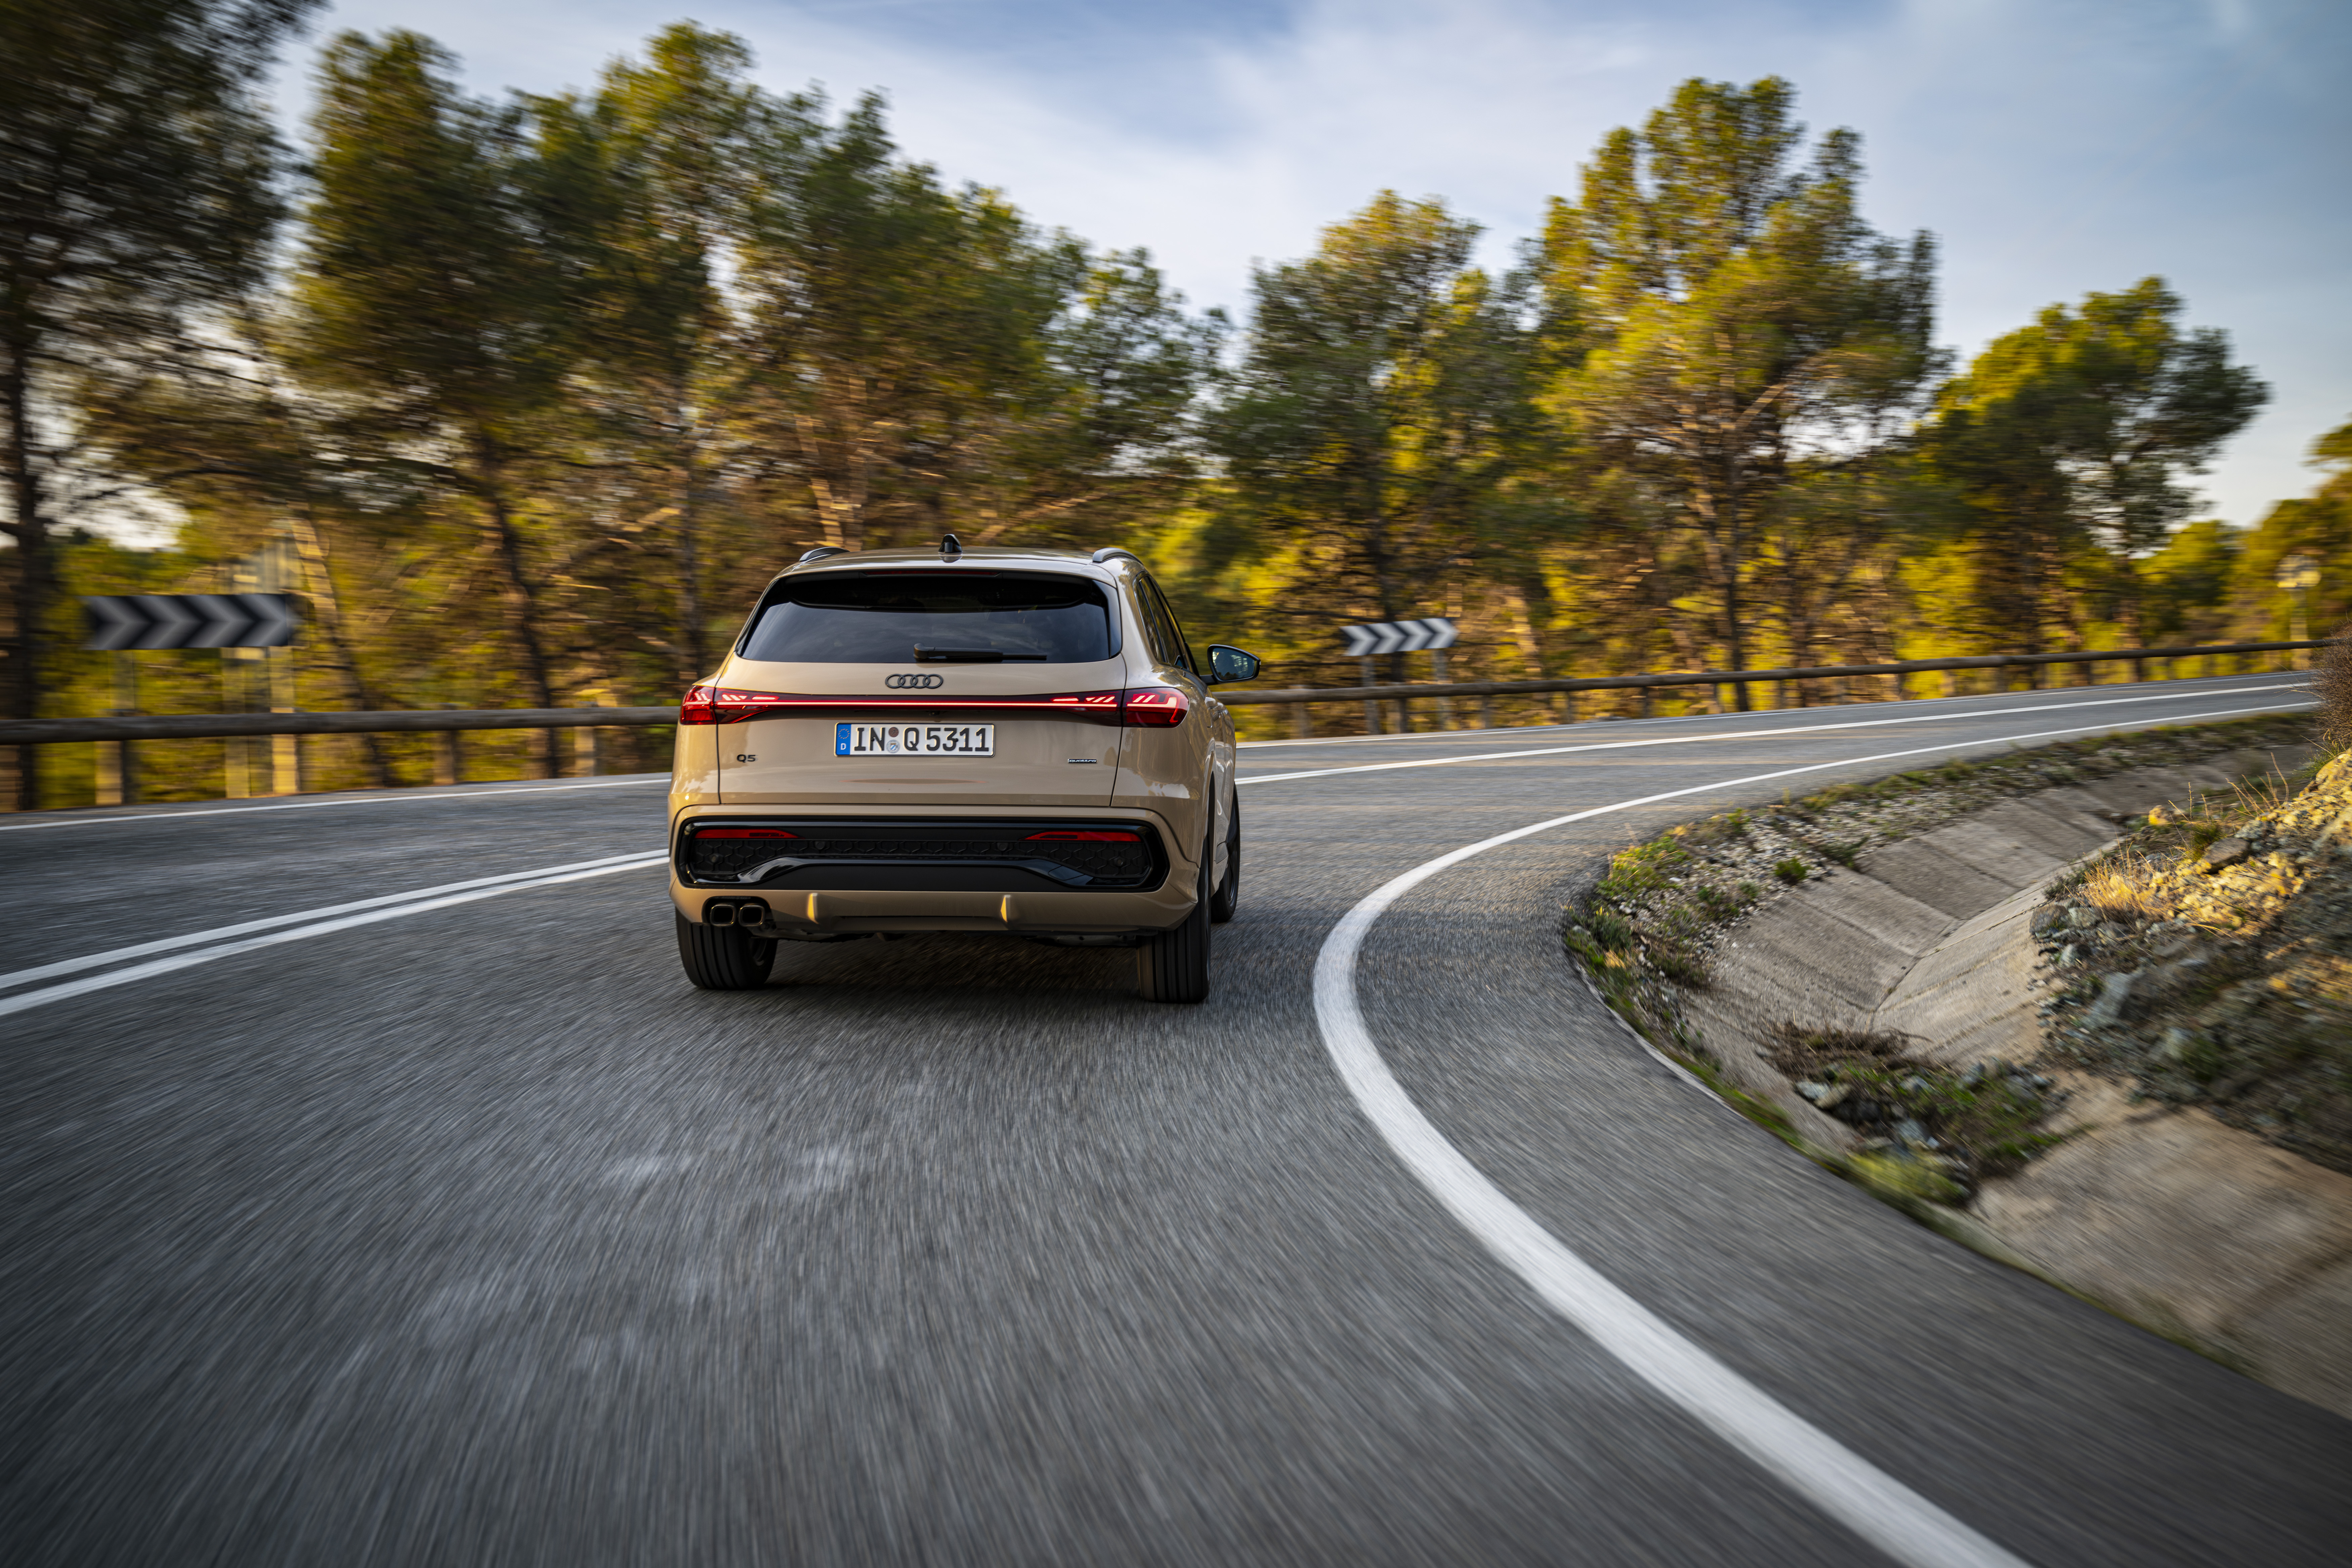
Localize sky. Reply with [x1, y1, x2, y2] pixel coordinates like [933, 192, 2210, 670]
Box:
[276, 0, 2351, 529]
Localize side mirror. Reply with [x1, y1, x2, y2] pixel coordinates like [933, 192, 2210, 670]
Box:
[1205, 644, 1261, 685]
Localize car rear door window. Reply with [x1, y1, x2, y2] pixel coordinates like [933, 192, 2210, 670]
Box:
[1137, 576, 1195, 674]
[741, 572, 1119, 664]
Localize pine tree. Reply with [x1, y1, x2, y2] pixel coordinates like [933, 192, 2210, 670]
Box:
[293, 30, 576, 773]
[0, 0, 318, 805]
[1533, 78, 1938, 703]
[1924, 278, 2267, 656]
[1212, 193, 1538, 676]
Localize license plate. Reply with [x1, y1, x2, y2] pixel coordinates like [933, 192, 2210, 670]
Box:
[836, 722, 996, 757]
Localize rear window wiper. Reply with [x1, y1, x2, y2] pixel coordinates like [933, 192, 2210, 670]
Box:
[913, 647, 1046, 663]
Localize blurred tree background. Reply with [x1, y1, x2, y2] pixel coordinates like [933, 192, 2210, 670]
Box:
[4, 7, 2342, 806]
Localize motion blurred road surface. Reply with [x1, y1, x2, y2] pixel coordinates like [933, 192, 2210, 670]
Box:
[5, 675, 2348, 1565]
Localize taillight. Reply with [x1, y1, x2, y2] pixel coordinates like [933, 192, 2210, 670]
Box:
[1027, 830, 1140, 842]
[694, 828, 796, 839]
[680, 684, 792, 724]
[1121, 688, 1190, 727]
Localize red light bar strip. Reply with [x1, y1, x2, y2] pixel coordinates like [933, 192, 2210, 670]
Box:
[682, 688, 1128, 724]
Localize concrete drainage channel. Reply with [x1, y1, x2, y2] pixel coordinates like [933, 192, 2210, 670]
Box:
[1568, 717, 2352, 1418]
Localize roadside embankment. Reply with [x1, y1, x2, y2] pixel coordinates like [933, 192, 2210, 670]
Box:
[1566, 714, 2352, 1416]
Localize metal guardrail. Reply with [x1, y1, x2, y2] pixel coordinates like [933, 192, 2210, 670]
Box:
[1218, 638, 2339, 706]
[0, 639, 2334, 747]
[0, 705, 678, 747]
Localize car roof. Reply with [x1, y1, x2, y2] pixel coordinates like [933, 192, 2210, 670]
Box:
[771, 546, 1134, 586]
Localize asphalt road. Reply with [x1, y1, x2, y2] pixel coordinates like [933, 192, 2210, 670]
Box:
[5, 674, 2347, 1567]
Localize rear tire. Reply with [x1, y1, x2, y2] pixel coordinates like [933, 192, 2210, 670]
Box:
[1208, 789, 1240, 925]
[1137, 835, 1213, 1003]
[676, 911, 775, 990]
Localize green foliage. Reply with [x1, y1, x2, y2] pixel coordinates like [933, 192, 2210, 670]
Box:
[294, 28, 579, 770]
[1647, 940, 1710, 987]
[2232, 416, 2352, 654]
[1595, 837, 1691, 899]
[1532, 77, 1940, 689]
[1588, 910, 1637, 951]
[1673, 808, 1749, 846]
[9, 33, 2342, 809]
[1768, 1025, 2067, 1183]
[0, 0, 320, 804]
[1845, 1151, 1965, 1206]
[1773, 857, 1809, 884]
[1207, 193, 1544, 662]
[2139, 520, 2240, 643]
[1920, 278, 2268, 654]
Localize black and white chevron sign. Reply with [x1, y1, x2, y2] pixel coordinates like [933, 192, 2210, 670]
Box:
[1339, 618, 1457, 658]
[81, 593, 298, 651]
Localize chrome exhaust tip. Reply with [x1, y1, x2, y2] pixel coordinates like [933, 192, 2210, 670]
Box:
[705, 901, 737, 925]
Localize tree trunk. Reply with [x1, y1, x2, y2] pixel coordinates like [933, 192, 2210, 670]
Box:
[1722, 465, 1753, 711]
[476, 461, 559, 779]
[676, 404, 708, 682]
[289, 510, 393, 787]
[4, 340, 47, 809]
[1504, 583, 1553, 720]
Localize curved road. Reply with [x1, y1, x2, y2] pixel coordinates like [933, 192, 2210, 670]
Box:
[5, 675, 2347, 1566]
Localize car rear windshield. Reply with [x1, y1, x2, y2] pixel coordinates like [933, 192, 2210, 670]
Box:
[740, 571, 1119, 664]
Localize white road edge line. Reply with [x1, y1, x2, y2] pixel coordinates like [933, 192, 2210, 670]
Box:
[0, 855, 667, 1020]
[0, 850, 665, 993]
[1309, 697, 2315, 1568]
[1234, 674, 2302, 750]
[0, 774, 668, 833]
[1240, 681, 2306, 786]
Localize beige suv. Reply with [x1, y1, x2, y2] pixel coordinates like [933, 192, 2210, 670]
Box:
[667, 539, 1261, 1001]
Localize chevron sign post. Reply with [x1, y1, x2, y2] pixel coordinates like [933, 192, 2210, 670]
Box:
[81, 593, 298, 650]
[77, 594, 300, 808]
[1339, 617, 1457, 658]
[1339, 618, 1458, 734]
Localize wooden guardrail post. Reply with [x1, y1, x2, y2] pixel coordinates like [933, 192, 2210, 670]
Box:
[269, 644, 301, 795]
[97, 651, 138, 807]
[433, 706, 463, 786]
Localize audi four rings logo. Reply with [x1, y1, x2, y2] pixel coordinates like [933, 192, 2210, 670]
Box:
[885, 673, 945, 690]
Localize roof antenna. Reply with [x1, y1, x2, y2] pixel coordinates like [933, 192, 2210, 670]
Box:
[939, 532, 962, 559]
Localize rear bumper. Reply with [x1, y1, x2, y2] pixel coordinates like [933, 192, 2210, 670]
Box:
[668, 806, 1200, 934]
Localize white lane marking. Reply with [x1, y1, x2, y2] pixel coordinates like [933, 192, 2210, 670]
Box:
[1241, 683, 2307, 786]
[0, 774, 669, 832]
[0, 855, 666, 1020]
[0, 850, 664, 993]
[1234, 674, 2302, 750]
[1309, 700, 2310, 1567]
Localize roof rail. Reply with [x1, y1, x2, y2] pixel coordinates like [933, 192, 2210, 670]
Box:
[797, 546, 848, 564]
[1091, 547, 1141, 565]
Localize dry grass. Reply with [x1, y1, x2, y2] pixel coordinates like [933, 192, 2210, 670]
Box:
[2080, 858, 2174, 925]
[2225, 768, 2301, 818]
